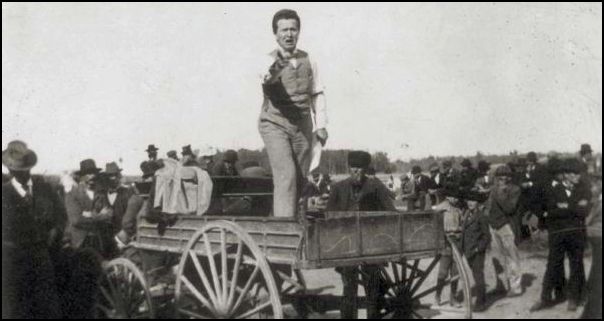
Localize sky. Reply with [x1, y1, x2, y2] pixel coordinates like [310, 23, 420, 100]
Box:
[2, 2, 602, 175]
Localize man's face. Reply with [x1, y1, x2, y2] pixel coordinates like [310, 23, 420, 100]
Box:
[81, 173, 96, 187]
[349, 167, 365, 184]
[148, 151, 157, 159]
[467, 200, 478, 210]
[583, 152, 593, 161]
[275, 19, 299, 53]
[107, 174, 121, 189]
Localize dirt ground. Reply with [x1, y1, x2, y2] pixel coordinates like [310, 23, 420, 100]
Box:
[292, 231, 593, 319]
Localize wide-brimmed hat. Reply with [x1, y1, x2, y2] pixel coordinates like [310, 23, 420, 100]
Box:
[2, 140, 37, 171]
[145, 144, 159, 152]
[348, 151, 371, 169]
[527, 151, 538, 162]
[103, 162, 122, 176]
[76, 159, 102, 176]
[411, 165, 422, 175]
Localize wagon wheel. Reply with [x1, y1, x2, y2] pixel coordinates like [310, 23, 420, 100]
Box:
[276, 267, 309, 318]
[370, 237, 472, 319]
[174, 220, 283, 319]
[96, 258, 155, 319]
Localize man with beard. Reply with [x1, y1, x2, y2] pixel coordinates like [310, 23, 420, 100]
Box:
[327, 151, 395, 318]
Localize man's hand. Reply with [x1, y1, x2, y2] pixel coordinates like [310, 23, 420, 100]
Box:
[315, 128, 328, 146]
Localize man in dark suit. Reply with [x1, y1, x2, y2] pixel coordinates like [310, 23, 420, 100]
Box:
[146, 144, 159, 161]
[531, 158, 591, 312]
[2, 141, 100, 318]
[327, 151, 395, 319]
[65, 159, 110, 253]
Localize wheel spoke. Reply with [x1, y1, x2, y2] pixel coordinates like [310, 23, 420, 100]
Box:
[203, 232, 223, 305]
[231, 264, 260, 315]
[179, 307, 214, 319]
[405, 260, 420, 293]
[96, 303, 114, 316]
[235, 300, 273, 319]
[412, 274, 460, 301]
[221, 229, 228, 304]
[411, 310, 424, 319]
[181, 275, 218, 316]
[188, 249, 219, 306]
[410, 255, 440, 295]
[100, 286, 117, 308]
[227, 239, 243, 310]
[391, 262, 401, 284]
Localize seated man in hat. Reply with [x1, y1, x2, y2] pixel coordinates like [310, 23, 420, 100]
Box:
[211, 149, 240, 177]
[326, 151, 395, 319]
[432, 185, 464, 307]
[461, 191, 491, 312]
[115, 161, 159, 249]
[2, 141, 101, 318]
[181, 144, 200, 167]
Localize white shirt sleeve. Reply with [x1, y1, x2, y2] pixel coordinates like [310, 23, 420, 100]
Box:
[309, 56, 328, 130]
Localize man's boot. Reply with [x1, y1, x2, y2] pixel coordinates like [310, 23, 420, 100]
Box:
[434, 278, 445, 306]
[450, 280, 461, 308]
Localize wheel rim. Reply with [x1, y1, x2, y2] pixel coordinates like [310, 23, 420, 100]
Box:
[373, 237, 472, 319]
[97, 258, 155, 319]
[174, 220, 283, 319]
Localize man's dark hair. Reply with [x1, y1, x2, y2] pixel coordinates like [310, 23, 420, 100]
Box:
[272, 9, 300, 34]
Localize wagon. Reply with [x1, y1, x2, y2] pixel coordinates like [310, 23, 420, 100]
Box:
[96, 176, 473, 319]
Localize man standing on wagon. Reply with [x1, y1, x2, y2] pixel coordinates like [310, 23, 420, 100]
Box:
[258, 9, 328, 218]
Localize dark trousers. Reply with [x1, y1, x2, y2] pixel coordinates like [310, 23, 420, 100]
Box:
[339, 265, 383, 319]
[2, 246, 61, 319]
[468, 252, 486, 306]
[581, 237, 602, 319]
[542, 229, 586, 303]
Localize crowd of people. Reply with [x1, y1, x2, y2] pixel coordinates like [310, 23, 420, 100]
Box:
[394, 144, 601, 316]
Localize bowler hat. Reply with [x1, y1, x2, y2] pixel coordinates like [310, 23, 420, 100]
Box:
[527, 152, 538, 162]
[223, 150, 238, 163]
[76, 159, 101, 176]
[348, 151, 371, 169]
[2, 140, 37, 171]
[580, 144, 593, 156]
